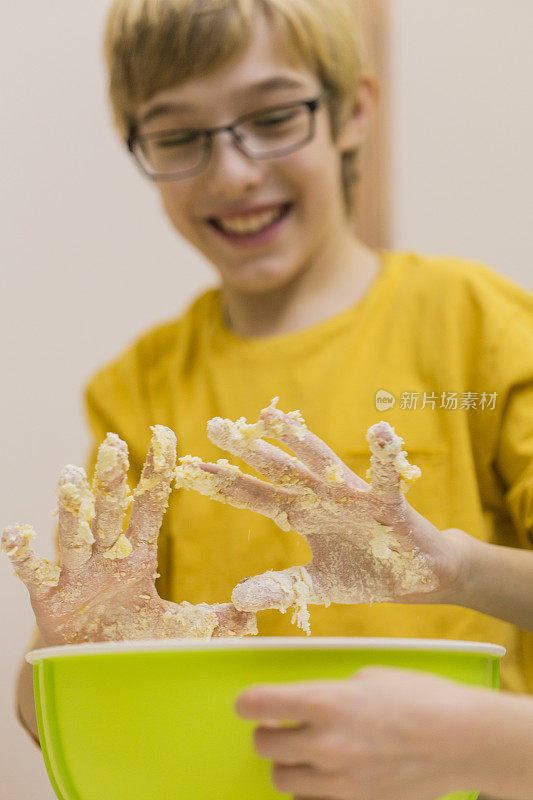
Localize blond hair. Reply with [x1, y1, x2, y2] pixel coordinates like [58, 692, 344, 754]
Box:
[103, 0, 366, 213]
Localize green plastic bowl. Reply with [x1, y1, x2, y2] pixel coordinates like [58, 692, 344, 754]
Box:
[27, 637, 504, 800]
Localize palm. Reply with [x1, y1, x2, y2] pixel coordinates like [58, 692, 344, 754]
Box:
[2, 427, 255, 645]
[267, 463, 444, 604]
[174, 400, 460, 632]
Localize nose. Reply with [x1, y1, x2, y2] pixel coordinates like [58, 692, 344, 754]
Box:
[204, 130, 264, 198]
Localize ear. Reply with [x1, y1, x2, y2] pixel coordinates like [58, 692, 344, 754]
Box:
[335, 75, 380, 152]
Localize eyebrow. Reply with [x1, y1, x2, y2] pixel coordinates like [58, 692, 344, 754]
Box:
[138, 75, 309, 125]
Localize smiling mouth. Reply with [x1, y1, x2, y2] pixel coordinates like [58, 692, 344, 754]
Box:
[208, 203, 292, 237]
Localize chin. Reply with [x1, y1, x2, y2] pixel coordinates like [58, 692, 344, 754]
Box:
[220, 261, 303, 295]
[223, 274, 296, 295]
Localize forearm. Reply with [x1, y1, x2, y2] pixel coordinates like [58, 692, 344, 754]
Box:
[443, 529, 533, 632]
[16, 630, 44, 747]
[467, 690, 533, 800]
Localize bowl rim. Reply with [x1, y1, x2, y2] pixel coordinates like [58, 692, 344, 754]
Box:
[26, 637, 506, 663]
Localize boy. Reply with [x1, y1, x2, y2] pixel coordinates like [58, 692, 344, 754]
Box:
[95, 0, 533, 675]
[12, 0, 533, 771]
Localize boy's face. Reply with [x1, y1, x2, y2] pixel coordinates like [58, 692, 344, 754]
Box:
[135, 13, 367, 294]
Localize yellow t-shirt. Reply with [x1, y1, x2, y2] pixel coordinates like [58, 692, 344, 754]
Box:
[85, 250, 533, 693]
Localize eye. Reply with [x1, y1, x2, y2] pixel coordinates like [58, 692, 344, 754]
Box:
[252, 109, 300, 128]
[154, 131, 200, 148]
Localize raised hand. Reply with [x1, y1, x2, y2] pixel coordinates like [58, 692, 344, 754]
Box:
[174, 399, 463, 633]
[1, 427, 256, 645]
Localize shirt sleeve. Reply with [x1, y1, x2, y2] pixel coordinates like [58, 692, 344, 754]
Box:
[493, 312, 533, 548]
[451, 261, 533, 550]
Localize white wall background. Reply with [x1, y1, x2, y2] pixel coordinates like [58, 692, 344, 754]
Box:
[1, 2, 531, 797]
[388, 1, 533, 281]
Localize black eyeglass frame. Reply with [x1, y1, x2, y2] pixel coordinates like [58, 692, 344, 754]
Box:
[127, 90, 329, 181]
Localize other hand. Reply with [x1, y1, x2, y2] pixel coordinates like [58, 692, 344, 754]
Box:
[2, 426, 256, 645]
[236, 667, 497, 800]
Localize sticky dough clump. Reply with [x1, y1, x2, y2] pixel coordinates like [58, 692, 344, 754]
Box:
[289, 567, 315, 635]
[151, 425, 176, 470]
[102, 533, 133, 560]
[366, 427, 421, 493]
[95, 434, 122, 478]
[57, 468, 95, 544]
[240, 567, 315, 636]
[325, 463, 345, 484]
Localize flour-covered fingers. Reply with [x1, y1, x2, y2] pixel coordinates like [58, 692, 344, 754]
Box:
[207, 415, 318, 489]
[1, 524, 60, 601]
[258, 398, 365, 491]
[127, 426, 176, 554]
[154, 599, 257, 640]
[57, 465, 96, 572]
[174, 456, 294, 526]
[232, 566, 322, 634]
[92, 433, 130, 553]
[366, 421, 420, 500]
[157, 600, 219, 639]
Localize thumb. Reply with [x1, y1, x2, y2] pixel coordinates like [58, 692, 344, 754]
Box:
[231, 565, 321, 616]
[1, 524, 60, 602]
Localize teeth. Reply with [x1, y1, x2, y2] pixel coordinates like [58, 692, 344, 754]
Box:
[215, 205, 285, 235]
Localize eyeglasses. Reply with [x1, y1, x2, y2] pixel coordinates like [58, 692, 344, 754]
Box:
[127, 91, 328, 181]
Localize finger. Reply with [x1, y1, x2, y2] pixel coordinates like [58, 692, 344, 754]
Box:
[159, 600, 219, 639]
[57, 465, 95, 572]
[92, 433, 130, 553]
[259, 398, 365, 491]
[366, 421, 420, 500]
[1, 524, 60, 601]
[207, 414, 318, 489]
[174, 456, 294, 527]
[236, 682, 330, 723]
[272, 764, 340, 798]
[232, 566, 323, 636]
[208, 602, 258, 637]
[254, 724, 311, 765]
[294, 797, 332, 800]
[294, 796, 332, 800]
[128, 424, 176, 544]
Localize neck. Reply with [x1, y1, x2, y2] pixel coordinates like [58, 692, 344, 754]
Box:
[220, 229, 381, 339]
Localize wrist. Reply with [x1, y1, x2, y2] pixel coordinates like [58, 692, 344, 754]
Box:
[466, 690, 533, 799]
[437, 530, 533, 631]
[433, 527, 481, 606]
[425, 682, 509, 795]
